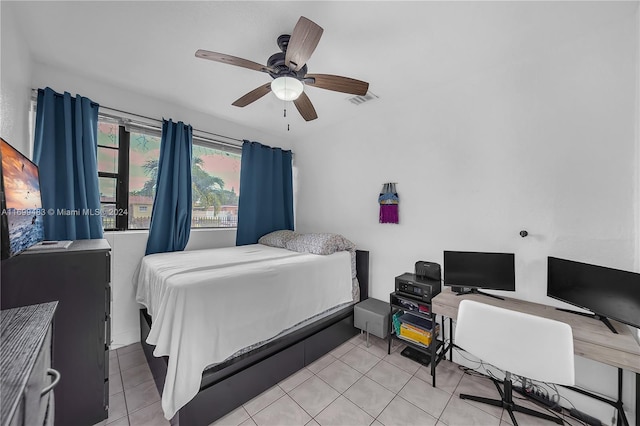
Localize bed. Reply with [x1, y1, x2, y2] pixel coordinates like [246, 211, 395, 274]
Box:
[136, 238, 369, 425]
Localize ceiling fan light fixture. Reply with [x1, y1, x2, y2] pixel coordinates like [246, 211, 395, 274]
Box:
[271, 76, 303, 101]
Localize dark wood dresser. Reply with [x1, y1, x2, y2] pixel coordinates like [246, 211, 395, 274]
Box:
[1, 239, 111, 425]
[1, 302, 58, 426]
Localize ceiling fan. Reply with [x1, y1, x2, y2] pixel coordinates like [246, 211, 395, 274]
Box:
[195, 16, 369, 122]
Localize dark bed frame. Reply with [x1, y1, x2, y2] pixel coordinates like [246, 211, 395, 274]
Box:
[139, 250, 369, 425]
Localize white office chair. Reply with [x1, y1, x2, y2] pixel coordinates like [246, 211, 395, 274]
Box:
[455, 300, 575, 425]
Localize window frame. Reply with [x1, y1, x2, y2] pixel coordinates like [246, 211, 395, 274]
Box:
[115, 125, 130, 230]
[97, 121, 129, 231]
[96, 116, 241, 232]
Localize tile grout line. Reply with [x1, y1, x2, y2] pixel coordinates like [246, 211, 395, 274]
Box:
[297, 358, 366, 426]
[296, 383, 341, 424]
[385, 369, 440, 425]
[116, 349, 132, 425]
[297, 342, 410, 426]
[119, 345, 158, 424]
[283, 347, 434, 426]
[246, 384, 287, 421]
[123, 362, 163, 421]
[371, 364, 412, 425]
[246, 347, 368, 426]
[116, 349, 131, 426]
[317, 356, 379, 422]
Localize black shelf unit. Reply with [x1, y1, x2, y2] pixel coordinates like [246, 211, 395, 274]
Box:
[1, 239, 111, 426]
[388, 291, 447, 387]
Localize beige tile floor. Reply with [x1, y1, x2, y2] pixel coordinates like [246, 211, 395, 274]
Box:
[96, 334, 584, 426]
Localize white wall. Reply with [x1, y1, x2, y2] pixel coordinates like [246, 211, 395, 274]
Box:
[292, 9, 639, 426]
[295, 15, 638, 302]
[0, 4, 33, 156]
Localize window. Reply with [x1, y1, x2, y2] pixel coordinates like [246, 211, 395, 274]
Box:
[128, 130, 161, 229]
[95, 117, 241, 231]
[191, 143, 241, 228]
[97, 120, 125, 230]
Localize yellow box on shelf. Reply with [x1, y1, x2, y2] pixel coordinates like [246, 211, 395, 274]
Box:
[400, 323, 434, 346]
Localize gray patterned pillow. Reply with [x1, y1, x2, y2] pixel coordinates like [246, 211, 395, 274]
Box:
[258, 230, 298, 248]
[284, 233, 355, 255]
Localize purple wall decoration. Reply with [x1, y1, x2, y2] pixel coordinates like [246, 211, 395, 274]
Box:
[379, 182, 399, 224]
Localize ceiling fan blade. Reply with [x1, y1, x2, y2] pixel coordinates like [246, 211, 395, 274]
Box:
[285, 17, 324, 72]
[293, 92, 318, 121]
[196, 50, 273, 73]
[305, 74, 369, 96]
[232, 83, 272, 107]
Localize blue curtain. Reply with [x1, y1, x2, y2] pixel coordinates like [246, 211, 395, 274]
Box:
[145, 119, 193, 255]
[236, 140, 294, 246]
[33, 87, 102, 241]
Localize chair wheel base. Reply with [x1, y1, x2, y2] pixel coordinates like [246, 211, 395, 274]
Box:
[460, 392, 563, 425]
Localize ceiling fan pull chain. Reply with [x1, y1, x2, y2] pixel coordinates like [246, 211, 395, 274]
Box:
[284, 98, 290, 130]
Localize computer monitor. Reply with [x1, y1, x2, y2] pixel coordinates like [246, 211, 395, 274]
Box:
[444, 251, 515, 300]
[547, 256, 640, 332]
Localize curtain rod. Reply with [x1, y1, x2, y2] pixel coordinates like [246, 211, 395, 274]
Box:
[31, 88, 244, 149]
[101, 105, 243, 144]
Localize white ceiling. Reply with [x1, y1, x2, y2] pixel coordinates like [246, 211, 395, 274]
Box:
[5, 1, 636, 139]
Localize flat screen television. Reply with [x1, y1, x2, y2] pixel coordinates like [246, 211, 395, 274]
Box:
[443, 251, 516, 300]
[547, 256, 640, 332]
[1, 137, 45, 259]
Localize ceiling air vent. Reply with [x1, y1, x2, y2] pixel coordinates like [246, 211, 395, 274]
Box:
[347, 92, 379, 105]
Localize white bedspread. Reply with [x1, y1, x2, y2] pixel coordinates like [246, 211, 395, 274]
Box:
[135, 244, 354, 419]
